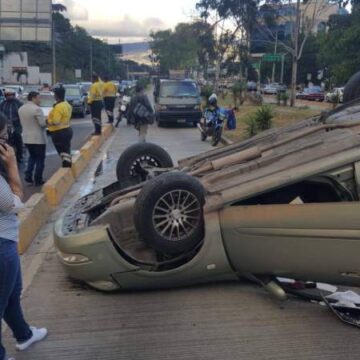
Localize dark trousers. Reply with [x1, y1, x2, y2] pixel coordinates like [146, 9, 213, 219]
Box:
[0, 239, 32, 360]
[50, 127, 73, 168]
[104, 97, 116, 124]
[90, 101, 103, 134]
[25, 144, 46, 184]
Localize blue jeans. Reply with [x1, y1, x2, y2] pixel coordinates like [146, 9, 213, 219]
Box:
[0, 239, 32, 360]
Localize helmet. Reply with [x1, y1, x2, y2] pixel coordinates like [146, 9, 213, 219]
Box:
[208, 93, 218, 106]
[4, 88, 16, 96]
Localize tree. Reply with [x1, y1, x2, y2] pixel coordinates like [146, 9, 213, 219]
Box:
[196, 0, 259, 88]
[150, 22, 215, 75]
[52, 3, 67, 13]
[256, 0, 335, 106]
[318, 9, 360, 85]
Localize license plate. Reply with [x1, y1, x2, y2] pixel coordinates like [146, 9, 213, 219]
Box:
[177, 119, 186, 123]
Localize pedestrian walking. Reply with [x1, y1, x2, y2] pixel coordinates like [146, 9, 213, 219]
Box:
[0, 90, 24, 163]
[103, 76, 117, 124]
[0, 112, 48, 360]
[88, 74, 104, 135]
[127, 84, 154, 143]
[18, 91, 47, 186]
[47, 87, 73, 168]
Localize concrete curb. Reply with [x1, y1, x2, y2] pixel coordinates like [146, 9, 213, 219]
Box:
[220, 134, 234, 146]
[18, 124, 114, 254]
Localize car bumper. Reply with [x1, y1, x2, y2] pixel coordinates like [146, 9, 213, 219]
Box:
[54, 218, 136, 291]
[71, 105, 84, 114]
[157, 110, 202, 123]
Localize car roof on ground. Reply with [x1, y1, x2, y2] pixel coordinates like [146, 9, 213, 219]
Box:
[179, 102, 360, 208]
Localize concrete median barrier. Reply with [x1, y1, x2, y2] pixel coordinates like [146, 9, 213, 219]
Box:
[71, 152, 89, 178]
[42, 168, 75, 206]
[18, 193, 50, 254]
[80, 140, 96, 161]
[19, 125, 115, 253]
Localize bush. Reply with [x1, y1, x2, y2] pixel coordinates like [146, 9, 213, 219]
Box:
[245, 105, 274, 138]
[280, 92, 289, 106]
[254, 105, 273, 131]
[245, 115, 258, 138]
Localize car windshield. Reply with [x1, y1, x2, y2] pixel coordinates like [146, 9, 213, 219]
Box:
[40, 95, 55, 107]
[160, 81, 199, 98]
[65, 87, 81, 96]
[309, 87, 322, 93]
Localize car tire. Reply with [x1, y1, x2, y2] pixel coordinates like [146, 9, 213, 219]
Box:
[116, 142, 174, 188]
[343, 71, 360, 103]
[134, 172, 205, 254]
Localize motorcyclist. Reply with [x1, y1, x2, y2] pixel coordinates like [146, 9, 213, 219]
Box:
[0, 89, 24, 163]
[202, 93, 220, 127]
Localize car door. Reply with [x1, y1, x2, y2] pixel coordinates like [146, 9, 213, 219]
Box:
[220, 202, 360, 286]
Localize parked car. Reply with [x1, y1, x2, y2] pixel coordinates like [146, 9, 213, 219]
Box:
[247, 81, 257, 92]
[296, 86, 325, 101]
[154, 79, 202, 127]
[63, 84, 88, 118]
[55, 78, 360, 293]
[261, 83, 287, 95]
[325, 87, 344, 103]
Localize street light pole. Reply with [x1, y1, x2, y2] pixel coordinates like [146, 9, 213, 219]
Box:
[90, 39, 93, 79]
[52, 18, 56, 85]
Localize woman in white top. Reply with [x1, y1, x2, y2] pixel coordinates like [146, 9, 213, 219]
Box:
[0, 112, 47, 360]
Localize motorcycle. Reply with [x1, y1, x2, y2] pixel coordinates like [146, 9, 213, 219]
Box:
[116, 95, 131, 127]
[198, 107, 227, 146]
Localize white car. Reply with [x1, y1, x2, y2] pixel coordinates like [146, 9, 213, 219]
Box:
[325, 87, 344, 103]
[21, 92, 55, 120]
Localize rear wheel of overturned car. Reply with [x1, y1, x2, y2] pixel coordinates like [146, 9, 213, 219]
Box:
[343, 71, 360, 103]
[116, 142, 174, 188]
[134, 172, 206, 255]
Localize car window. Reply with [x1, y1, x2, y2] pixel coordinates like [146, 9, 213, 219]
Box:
[231, 176, 354, 206]
[40, 95, 55, 107]
[65, 87, 81, 97]
[160, 81, 199, 98]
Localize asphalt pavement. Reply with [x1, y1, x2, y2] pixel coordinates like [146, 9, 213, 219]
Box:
[4, 119, 360, 360]
[20, 115, 94, 201]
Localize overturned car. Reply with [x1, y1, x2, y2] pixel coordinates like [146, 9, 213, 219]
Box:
[55, 89, 360, 294]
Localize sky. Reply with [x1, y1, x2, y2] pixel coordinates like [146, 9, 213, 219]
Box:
[58, 0, 198, 44]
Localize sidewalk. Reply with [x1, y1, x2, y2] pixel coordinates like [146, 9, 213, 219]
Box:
[3, 121, 360, 360]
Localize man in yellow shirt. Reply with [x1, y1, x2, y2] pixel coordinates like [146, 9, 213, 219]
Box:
[88, 74, 103, 135]
[47, 86, 73, 167]
[103, 75, 117, 124]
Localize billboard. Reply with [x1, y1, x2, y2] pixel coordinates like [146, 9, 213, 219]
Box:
[0, 0, 52, 42]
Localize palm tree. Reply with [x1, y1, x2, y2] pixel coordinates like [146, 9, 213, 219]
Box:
[52, 3, 67, 13]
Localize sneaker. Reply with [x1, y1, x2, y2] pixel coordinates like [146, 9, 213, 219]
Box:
[16, 326, 48, 351]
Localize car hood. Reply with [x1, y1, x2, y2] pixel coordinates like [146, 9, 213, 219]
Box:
[41, 106, 52, 117]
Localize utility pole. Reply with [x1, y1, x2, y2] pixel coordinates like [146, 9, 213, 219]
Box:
[271, 30, 278, 83]
[52, 17, 56, 85]
[290, 0, 301, 107]
[280, 54, 285, 84]
[89, 39, 93, 79]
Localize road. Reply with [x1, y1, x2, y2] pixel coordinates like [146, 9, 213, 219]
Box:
[21, 115, 94, 201]
[4, 120, 360, 360]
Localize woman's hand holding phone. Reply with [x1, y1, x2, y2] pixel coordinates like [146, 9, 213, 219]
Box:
[0, 143, 16, 168]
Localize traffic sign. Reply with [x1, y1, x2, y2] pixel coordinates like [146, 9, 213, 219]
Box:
[262, 54, 282, 62]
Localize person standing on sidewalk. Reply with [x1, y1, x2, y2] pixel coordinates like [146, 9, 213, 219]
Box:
[88, 74, 104, 135]
[0, 90, 24, 163]
[127, 84, 154, 143]
[103, 76, 117, 124]
[47, 87, 73, 168]
[18, 92, 47, 186]
[0, 113, 48, 360]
